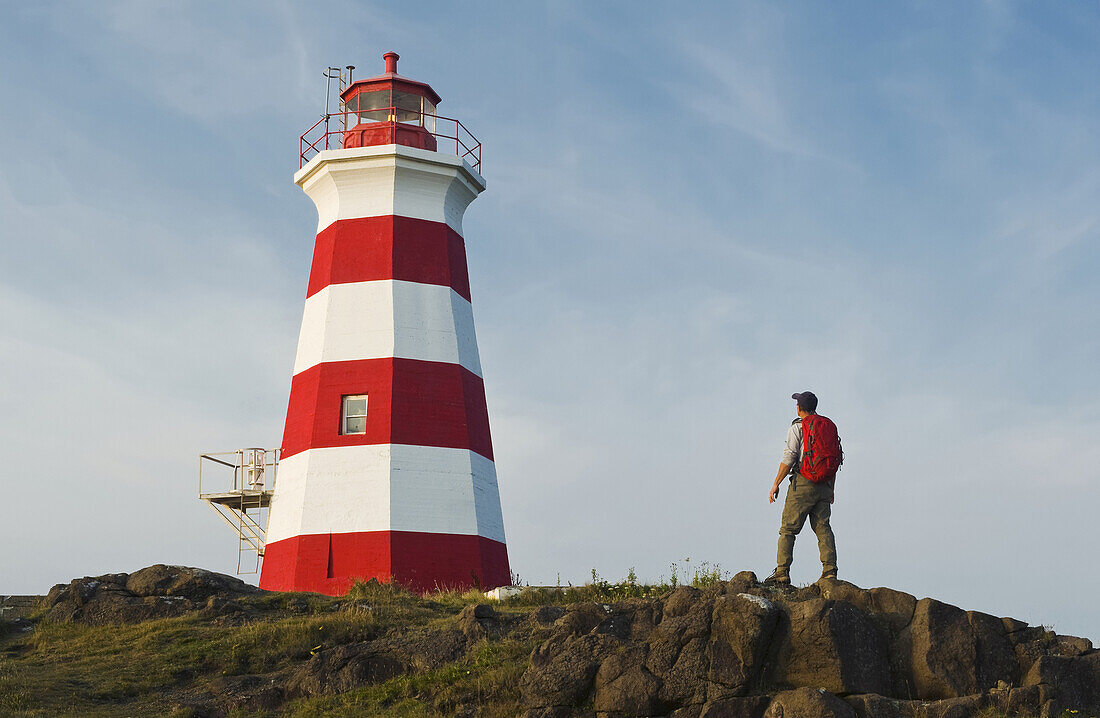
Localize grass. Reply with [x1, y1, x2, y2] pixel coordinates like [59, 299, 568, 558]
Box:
[0, 587, 428, 716]
[498, 560, 736, 608]
[279, 638, 533, 717]
[0, 575, 591, 717]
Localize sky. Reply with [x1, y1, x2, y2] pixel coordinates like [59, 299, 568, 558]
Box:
[1, 1, 1098, 638]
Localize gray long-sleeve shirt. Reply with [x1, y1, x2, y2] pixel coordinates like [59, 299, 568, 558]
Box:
[781, 418, 803, 472]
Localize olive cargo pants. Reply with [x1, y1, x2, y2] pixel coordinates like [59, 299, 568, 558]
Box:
[776, 474, 837, 576]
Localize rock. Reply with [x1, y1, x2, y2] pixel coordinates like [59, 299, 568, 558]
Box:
[706, 594, 779, 698]
[843, 693, 919, 718]
[391, 628, 469, 671]
[286, 624, 470, 697]
[1006, 684, 1053, 715]
[592, 645, 664, 715]
[908, 599, 1017, 699]
[665, 586, 703, 618]
[1015, 639, 1046, 677]
[726, 571, 759, 595]
[531, 605, 566, 625]
[202, 595, 248, 619]
[40, 566, 261, 626]
[919, 694, 985, 718]
[816, 579, 867, 605]
[457, 603, 498, 640]
[595, 599, 660, 642]
[126, 565, 259, 601]
[1024, 652, 1100, 714]
[816, 581, 916, 637]
[1053, 634, 1093, 656]
[869, 587, 917, 635]
[1013, 627, 1093, 677]
[552, 603, 608, 639]
[286, 642, 408, 695]
[648, 595, 716, 706]
[764, 687, 856, 718]
[520, 632, 621, 708]
[522, 709, 594, 718]
[219, 674, 285, 713]
[699, 695, 771, 718]
[770, 598, 891, 696]
[965, 611, 1019, 691]
[812, 583, 916, 698]
[641, 592, 778, 707]
[43, 575, 191, 625]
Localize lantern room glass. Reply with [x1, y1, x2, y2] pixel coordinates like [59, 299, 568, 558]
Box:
[348, 90, 389, 123]
[345, 89, 435, 131]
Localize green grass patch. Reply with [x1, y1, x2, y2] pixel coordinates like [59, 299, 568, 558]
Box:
[280, 638, 534, 718]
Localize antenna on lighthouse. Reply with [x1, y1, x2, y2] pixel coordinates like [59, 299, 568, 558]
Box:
[322, 67, 341, 119]
[321, 66, 357, 148]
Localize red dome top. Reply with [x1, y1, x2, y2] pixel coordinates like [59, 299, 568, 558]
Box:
[340, 51, 442, 107]
[338, 52, 441, 153]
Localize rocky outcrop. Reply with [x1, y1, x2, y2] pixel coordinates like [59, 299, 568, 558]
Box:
[41, 565, 260, 625]
[24, 565, 1098, 717]
[907, 598, 1019, 699]
[765, 687, 856, 718]
[768, 597, 890, 696]
[517, 576, 1096, 718]
[519, 590, 781, 714]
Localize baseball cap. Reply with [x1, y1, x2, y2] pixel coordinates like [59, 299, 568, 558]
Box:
[791, 391, 818, 412]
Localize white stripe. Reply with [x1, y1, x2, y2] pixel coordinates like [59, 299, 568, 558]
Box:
[295, 145, 485, 235]
[266, 444, 506, 544]
[292, 280, 482, 377]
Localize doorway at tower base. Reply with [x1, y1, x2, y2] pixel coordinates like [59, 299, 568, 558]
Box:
[259, 530, 510, 595]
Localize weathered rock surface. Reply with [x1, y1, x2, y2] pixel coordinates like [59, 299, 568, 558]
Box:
[286, 625, 473, 697]
[769, 597, 891, 695]
[908, 598, 1018, 699]
[765, 687, 856, 718]
[26, 565, 1100, 717]
[521, 632, 622, 708]
[514, 575, 1099, 717]
[41, 565, 260, 625]
[1024, 651, 1100, 715]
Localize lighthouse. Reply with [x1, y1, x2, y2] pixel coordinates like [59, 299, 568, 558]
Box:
[258, 53, 509, 595]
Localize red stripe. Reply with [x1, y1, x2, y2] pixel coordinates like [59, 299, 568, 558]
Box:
[306, 216, 471, 302]
[259, 530, 510, 595]
[281, 357, 493, 461]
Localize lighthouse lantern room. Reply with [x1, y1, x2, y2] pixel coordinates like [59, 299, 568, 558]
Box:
[200, 53, 508, 595]
[340, 51, 441, 152]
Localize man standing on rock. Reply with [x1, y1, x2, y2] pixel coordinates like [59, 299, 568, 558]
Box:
[765, 391, 843, 585]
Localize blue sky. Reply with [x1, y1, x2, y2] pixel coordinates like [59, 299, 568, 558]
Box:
[1, 2, 1098, 638]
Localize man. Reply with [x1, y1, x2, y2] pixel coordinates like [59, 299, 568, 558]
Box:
[765, 391, 839, 585]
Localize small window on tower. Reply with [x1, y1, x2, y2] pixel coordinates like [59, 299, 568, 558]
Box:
[341, 395, 368, 435]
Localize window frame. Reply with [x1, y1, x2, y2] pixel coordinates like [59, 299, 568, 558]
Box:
[340, 394, 369, 435]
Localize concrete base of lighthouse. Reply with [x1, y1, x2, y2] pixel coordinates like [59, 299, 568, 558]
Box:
[262, 531, 509, 595]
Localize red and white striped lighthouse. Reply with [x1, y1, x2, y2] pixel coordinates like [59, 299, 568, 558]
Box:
[259, 53, 509, 595]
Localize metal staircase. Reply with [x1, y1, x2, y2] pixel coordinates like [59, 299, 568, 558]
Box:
[199, 448, 278, 574]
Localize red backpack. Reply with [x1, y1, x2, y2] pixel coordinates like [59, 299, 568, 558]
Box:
[799, 414, 843, 482]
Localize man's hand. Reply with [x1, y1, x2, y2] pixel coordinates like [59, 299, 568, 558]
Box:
[769, 462, 790, 504]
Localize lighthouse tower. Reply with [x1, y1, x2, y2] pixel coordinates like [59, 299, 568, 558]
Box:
[259, 53, 509, 595]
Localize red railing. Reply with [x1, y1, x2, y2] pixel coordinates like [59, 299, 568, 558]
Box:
[299, 108, 482, 173]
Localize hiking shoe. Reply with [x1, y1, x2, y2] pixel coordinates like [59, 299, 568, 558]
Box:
[764, 570, 790, 586]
